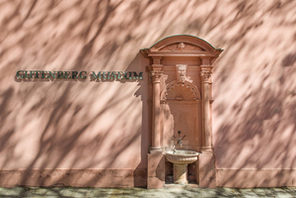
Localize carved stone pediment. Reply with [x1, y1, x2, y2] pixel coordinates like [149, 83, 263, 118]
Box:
[158, 42, 205, 53]
[141, 35, 223, 59]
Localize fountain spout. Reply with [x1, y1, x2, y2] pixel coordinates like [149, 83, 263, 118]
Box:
[172, 131, 186, 152]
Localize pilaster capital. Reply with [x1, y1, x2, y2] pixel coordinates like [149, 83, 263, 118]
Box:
[151, 71, 163, 83]
[200, 65, 213, 83]
[149, 65, 163, 83]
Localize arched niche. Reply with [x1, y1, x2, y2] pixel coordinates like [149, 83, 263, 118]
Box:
[141, 34, 222, 150]
[160, 80, 201, 102]
[141, 34, 222, 188]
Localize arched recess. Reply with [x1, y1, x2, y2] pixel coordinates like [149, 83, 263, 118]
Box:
[160, 80, 201, 103]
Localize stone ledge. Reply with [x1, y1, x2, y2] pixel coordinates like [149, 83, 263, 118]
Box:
[216, 168, 296, 187]
[0, 168, 146, 188]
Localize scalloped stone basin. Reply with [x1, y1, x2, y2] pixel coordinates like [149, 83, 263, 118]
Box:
[165, 149, 200, 184]
[165, 149, 200, 164]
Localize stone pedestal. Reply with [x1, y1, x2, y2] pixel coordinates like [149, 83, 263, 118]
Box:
[173, 164, 188, 184]
[147, 150, 165, 189]
[199, 150, 216, 188]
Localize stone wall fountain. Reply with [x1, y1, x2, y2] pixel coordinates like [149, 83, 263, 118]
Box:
[141, 35, 222, 188]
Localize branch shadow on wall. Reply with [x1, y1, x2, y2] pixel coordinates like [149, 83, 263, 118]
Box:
[0, 54, 150, 188]
[0, 0, 296, 192]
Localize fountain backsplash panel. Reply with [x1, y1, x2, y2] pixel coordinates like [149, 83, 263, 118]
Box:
[161, 63, 202, 152]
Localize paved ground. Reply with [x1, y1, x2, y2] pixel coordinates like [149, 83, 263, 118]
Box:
[0, 186, 295, 198]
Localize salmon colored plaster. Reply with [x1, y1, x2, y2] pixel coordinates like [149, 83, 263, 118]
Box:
[1, 0, 296, 188]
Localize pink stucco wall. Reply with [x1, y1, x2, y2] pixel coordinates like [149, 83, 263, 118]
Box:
[0, 0, 295, 187]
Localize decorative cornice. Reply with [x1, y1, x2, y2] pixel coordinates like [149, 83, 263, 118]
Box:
[140, 35, 223, 61]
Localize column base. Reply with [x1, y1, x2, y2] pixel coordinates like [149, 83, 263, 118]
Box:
[199, 150, 216, 188]
[201, 146, 213, 152]
[147, 150, 165, 189]
[149, 147, 162, 152]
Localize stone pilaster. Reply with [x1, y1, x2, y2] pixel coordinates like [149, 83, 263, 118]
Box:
[199, 61, 216, 187]
[147, 57, 165, 189]
[200, 65, 213, 151]
[150, 59, 163, 151]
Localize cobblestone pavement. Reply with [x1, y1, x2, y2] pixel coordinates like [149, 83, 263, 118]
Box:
[0, 186, 295, 198]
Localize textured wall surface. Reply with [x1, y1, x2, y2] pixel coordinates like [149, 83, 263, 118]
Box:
[0, 0, 295, 187]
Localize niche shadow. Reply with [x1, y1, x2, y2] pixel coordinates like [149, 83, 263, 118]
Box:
[125, 51, 151, 187]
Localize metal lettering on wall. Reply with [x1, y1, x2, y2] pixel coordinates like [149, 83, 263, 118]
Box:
[15, 70, 143, 81]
